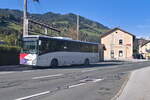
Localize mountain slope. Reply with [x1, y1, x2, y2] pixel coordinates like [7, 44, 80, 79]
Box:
[0, 9, 109, 43]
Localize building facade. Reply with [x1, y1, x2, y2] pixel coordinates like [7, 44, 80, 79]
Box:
[139, 41, 150, 59]
[100, 28, 135, 60]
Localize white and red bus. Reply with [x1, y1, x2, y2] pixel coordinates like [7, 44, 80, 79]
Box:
[20, 35, 99, 67]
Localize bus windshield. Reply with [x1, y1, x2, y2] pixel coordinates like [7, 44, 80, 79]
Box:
[21, 41, 38, 54]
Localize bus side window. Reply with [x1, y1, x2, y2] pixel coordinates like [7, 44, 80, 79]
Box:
[48, 39, 56, 52]
[39, 40, 49, 54]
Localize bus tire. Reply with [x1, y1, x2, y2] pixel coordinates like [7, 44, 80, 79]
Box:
[51, 59, 58, 67]
[84, 59, 90, 65]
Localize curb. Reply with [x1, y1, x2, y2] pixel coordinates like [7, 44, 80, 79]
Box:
[0, 65, 19, 68]
[111, 71, 132, 100]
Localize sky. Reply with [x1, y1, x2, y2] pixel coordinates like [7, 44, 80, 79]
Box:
[0, 0, 150, 38]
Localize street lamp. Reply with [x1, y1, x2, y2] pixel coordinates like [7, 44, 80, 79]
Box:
[77, 15, 79, 40]
[23, 0, 28, 37]
[23, 0, 39, 37]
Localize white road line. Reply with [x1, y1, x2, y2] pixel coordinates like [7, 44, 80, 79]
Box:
[22, 70, 34, 73]
[68, 78, 103, 88]
[68, 83, 86, 88]
[32, 74, 63, 79]
[81, 69, 97, 73]
[0, 70, 35, 75]
[0, 71, 15, 75]
[15, 91, 50, 100]
[92, 78, 103, 82]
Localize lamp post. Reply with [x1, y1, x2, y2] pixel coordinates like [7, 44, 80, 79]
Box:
[77, 15, 79, 40]
[23, 0, 28, 37]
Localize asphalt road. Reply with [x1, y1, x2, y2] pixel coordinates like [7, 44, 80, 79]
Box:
[0, 61, 150, 100]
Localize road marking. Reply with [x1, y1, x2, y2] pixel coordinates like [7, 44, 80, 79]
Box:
[68, 83, 86, 88]
[32, 74, 63, 79]
[81, 69, 97, 73]
[92, 78, 103, 82]
[22, 70, 34, 73]
[0, 71, 15, 75]
[15, 91, 50, 100]
[68, 78, 103, 88]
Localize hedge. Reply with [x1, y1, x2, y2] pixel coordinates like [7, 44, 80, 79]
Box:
[0, 45, 20, 53]
[0, 45, 21, 66]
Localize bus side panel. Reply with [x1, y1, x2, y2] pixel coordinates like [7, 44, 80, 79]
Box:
[37, 52, 62, 66]
[36, 52, 99, 67]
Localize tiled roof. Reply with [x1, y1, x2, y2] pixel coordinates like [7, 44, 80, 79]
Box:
[100, 27, 135, 38]
[141, 40, 150, 47]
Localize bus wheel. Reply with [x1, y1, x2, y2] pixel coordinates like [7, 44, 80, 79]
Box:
[51, 59, 58, 67]
[84, 59, 89, 65]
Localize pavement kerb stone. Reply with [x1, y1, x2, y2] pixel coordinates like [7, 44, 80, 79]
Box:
[0, 65, 19, 67]
[111, 71, 132, 100]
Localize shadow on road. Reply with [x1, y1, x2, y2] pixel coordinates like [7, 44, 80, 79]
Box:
[50, 63, 122, 69]
[0, 62, 124, 72]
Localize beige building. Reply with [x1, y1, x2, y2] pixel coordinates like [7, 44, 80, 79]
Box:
[100, 28, 135, 60]
[139, 41, 150, 59]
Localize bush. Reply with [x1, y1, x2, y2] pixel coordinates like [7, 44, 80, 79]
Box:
[0, 45, 20, 53]
[0, 45, 20, 65]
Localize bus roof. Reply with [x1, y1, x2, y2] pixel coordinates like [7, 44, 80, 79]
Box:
[23, 35, 99, 45]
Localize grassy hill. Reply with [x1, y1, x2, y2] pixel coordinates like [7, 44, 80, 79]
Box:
[0, 9, 109, 45]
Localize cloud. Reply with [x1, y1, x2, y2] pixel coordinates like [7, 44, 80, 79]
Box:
[136, 35, 150, 39]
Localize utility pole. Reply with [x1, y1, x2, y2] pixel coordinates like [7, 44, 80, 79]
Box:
[23, 0, 28, 37]
[77, 15, 79, 40]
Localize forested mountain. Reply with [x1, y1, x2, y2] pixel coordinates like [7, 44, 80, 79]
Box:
[0, 9, 109, 44]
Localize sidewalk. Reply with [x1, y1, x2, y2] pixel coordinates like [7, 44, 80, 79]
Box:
[0, 65, 32, 71]
[123, 59, 148, 62]
[116, 66, 150, 100]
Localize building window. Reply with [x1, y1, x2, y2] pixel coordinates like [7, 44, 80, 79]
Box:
[119, 39, 123, 45]
[119, 50, 123, 57]
[110, 50, 114, 58]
